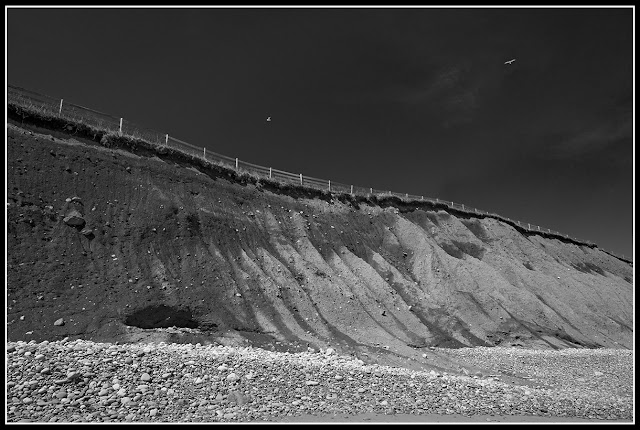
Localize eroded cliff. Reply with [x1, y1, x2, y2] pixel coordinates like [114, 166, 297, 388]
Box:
[7, 122, 633, 373]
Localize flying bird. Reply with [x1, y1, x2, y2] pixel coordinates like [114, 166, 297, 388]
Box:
[266, 116, 271, 122]
[504, 59, 516, 65]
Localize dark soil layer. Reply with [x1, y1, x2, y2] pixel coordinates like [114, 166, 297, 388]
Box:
[6, 122, 633, 373]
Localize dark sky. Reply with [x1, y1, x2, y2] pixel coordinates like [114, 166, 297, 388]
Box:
[7, 7, 634, 259]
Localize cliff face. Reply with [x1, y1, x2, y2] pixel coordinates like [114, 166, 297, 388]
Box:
[6, 122, 633, 371]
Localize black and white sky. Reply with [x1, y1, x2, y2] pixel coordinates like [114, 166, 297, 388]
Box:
[6, 6, 634, 258]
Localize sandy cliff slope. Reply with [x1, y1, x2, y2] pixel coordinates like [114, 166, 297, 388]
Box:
[6, 121, 633, 373]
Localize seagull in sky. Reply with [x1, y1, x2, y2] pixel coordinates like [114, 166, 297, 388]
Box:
[504, 59, 516, 65]
[266, 116, 271, 122]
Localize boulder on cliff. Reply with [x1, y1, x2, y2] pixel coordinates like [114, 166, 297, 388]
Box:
[63, 210, 85, 227]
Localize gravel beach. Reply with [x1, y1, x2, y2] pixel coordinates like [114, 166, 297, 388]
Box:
[6, 339, 633, 423]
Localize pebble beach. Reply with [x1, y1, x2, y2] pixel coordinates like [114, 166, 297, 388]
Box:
[6, 339, 634, 423]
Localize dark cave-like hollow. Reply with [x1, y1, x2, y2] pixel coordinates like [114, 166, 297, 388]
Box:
[124, 304, 199, 329]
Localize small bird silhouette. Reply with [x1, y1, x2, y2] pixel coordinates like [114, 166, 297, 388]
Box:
[266, 116, 271, 122]
[504, 59, 516, 65]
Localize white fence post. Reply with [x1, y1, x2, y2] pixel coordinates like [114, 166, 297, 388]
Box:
[421, 196, 424, 200]
[462, 204, 465, 210]
[328, 180, 331, 191]
[165, 134, 168, 145]
[119, 118, 123, 134]
[59, 99, 63, 115]
[235, 158, 238, 170]
[370, 187, 373, 195]
[269, 167, 272, 179]
[300, 174, 303, 186]
[351, 185, 353, 195]
[203, 147, 206, 158]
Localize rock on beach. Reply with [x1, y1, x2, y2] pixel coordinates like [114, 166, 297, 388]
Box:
[5, 340, 634, 423]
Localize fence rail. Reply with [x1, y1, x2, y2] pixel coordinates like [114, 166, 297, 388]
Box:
[6, 84, 631, 264]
